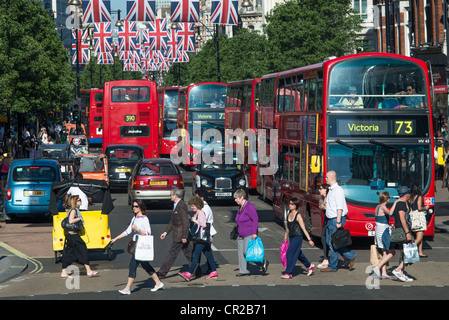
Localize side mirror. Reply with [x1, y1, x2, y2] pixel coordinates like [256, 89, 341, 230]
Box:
[311, 155, 321, 173]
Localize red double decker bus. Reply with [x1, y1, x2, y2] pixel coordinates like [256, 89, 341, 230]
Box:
[102, 80, 159, 158]
[176, 82, 227, 166]
[88, 88, 103, 145]
[259, 53, 435, 238]
[225, 78, 261, 190]
[158, 87, 179, 157]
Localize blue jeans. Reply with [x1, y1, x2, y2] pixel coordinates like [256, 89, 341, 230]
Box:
[326, 216, 356, 271]
[285, 235, 311, 274]
[188, 242, 216, 274]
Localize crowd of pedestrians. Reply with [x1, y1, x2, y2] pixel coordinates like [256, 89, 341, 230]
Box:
[57, 170, 425, 294]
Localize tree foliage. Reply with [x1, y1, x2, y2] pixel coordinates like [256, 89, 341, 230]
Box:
[0, 0, 74, 116]
[264, 0, 363, 71]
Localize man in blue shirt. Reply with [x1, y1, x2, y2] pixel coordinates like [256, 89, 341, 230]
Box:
[401, 84, 424, 108]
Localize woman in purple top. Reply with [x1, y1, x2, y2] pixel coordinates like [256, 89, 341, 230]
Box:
[234, 189, 269, 276]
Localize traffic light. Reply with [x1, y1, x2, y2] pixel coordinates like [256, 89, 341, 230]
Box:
[72, 98, 81, 123]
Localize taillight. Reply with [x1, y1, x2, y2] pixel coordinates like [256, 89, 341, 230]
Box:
[6, 189, 12, 201]
[133, 180, 148, 186]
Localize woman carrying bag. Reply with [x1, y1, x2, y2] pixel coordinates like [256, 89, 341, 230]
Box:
[179, 196, 218, 281]
[60, 195, 99, 279]
[111, 200, 164, 295]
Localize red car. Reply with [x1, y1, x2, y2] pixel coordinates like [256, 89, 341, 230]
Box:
[127, 158, 184, 204]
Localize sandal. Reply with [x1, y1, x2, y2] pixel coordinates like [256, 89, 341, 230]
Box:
[307, 264, 315, 276]
[281, 273, 292, 279]
[87, 271, 99, 278]
[317, 260, 328, 269]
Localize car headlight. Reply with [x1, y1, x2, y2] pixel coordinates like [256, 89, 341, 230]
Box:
[201, 178, 209, 186]
[238, 179, 246, 186]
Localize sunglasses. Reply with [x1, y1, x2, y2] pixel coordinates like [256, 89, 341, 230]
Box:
[132, 205, 139, 208]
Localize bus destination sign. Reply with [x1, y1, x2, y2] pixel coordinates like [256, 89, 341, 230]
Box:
[190, 111, 225, 121]
[328, 115, 427, 138]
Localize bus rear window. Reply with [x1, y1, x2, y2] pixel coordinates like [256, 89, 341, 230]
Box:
[111, 86, 150, 102]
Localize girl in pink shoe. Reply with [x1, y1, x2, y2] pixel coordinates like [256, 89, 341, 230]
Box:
[179, 196, 218, 281]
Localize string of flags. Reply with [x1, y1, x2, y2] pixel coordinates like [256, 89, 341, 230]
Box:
[71, 0, 239, 71]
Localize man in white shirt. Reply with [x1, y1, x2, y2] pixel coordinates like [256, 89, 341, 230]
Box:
[321, 171, 356, 272]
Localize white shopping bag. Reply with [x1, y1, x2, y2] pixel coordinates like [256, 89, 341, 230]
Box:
[134, 235, 154, 261]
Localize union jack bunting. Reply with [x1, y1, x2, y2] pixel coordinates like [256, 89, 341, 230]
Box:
[174, 50, 189, 63]
[82, 0, 112, 24]
[165, 28, 178, 60]
[176, 22, 195, 52]
[119, 51, 139, 61]
[170, 0, 199, 23]
[123, 62, 141, 71]
[97, 52, 114, 64]
[147, 19, 168, 51]
[126, 0, 156, 22]
[71, 29, 89, 65]
[93, 22, 113, 53]
[210, 0, 238, 25]
[118, 20, 138, 52]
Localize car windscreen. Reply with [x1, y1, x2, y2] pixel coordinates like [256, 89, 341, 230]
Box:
[106, 148, 141, 161]
[12, 165, 57, 182]
[138, 163, 178, 175]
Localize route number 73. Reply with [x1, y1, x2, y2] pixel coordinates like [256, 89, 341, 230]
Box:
[395, 121, 413, 135]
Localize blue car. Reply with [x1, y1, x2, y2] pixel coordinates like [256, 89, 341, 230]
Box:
[4, 159, 63, 220]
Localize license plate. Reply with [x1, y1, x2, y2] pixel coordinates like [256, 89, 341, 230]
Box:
[116, 168, 130, 172]
[25, 190, 44, 196]
[150, 181, 167, 185]
[215, 192, 232, 197]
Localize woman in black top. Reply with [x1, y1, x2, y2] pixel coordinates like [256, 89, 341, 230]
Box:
[281, 198, 315, 279]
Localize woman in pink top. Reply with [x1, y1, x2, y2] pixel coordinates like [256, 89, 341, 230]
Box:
[179, 196, 217, 281]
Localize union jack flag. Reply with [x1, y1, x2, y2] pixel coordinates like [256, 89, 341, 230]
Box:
[147, 19, 168, 51]
[174, 50, 189, 63]
[170, 0, 199, 23]
[118, 20, 138, 52]
[210, 0, 238, 25]
[176, 22, 195, 52]
[165, 28, 178, 60]
[126, 0, 156, 22]
[82, 0, 112, 24]
[97, 52, 114, 64]
[71, 29, 89, 65]
[93, 22, 113, 53]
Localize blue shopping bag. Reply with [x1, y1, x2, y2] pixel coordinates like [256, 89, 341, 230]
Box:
[246, 237, 264, 263]
[403, 242, 420, 264]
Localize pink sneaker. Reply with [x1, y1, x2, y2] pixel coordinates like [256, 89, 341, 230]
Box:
[179, 272, 191, 281]
[205, 271, 218, 279]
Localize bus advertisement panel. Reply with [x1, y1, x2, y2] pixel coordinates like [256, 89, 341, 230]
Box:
[102, 80, 159, 159]
[89, 88, 103, 145]
[158, 87, 179, 157]
[263, 53, 435, 238]
[174, 82, 227, 166]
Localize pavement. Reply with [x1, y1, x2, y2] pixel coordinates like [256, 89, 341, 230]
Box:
[1, 186, 449, 292]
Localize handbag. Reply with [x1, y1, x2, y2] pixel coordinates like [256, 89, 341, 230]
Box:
[246, 237, 264, 263]
[403, 242, 420, 264]
[370, 244, 382, 266]
[189, 222, 211, 244]
[331, 228, 352, 250]
[390, 227, 406, 243]
[230, 225, 239, 240]
[134, 235, 154, 261]
[61, 209, 83, 232]
[127, 239, 136, 254]
[409, 210, 427, 232]
[279, 240, 289, 268]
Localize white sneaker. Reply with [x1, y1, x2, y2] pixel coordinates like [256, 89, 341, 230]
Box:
[151, 282, 164, 292]
[119, 289, 131, 295]
[392, 270, 409, 282]
[402, 274, 414, 282]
